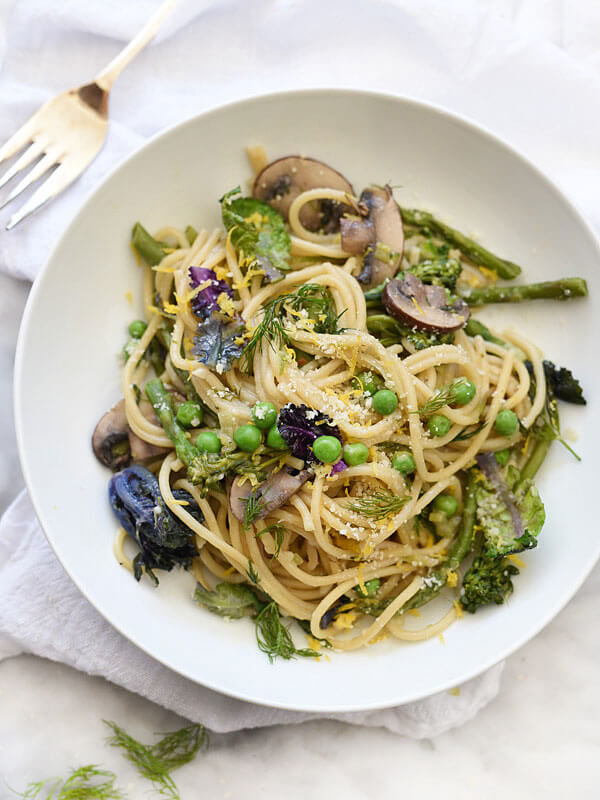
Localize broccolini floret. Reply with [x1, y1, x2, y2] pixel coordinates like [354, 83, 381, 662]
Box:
[460, 554, 519, 613]
[407, 257, 462, 291]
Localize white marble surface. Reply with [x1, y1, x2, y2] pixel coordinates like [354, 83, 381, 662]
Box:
[1, 269, 599, 796]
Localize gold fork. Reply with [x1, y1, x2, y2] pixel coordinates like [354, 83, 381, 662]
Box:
[0, 0, 177, 230]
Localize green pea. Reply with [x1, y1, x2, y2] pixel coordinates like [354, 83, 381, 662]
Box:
[195, 431, 221, 453]
[372, 389, 398, 416]
[176, 401, 204, 428]
[355, 371, 383, 397]
[234, 424, 263, 452]
[428, 414, 451, 437]
[494, 409, 519, 437]
[343, 442, 369, 466]
[453, 378, 476, 406]
[494, 448, 511, 466]
[355, 578, 381, 598]
[433, 494, 458, 518]
[128, 319, 148, 339]
[392, 451, 416, 475]
[251, 401, 278, 430]
[266, 425, 287, 450]
[312, 435, 342, 464]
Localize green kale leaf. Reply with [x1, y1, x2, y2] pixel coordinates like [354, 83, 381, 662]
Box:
[194, 582, 263, 618]
[221, 188, 291, 281]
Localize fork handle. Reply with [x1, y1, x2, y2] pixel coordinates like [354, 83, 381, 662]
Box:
[95, 0, 179, 91]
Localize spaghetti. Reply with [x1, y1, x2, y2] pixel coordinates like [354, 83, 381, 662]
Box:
[96, 151, 585, 657]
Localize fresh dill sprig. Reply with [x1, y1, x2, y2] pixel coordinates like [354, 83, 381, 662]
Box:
[247, 559, 261, 585]
[104, 721, 208, 800]
[418, 378, 471, 415]
[242, 490, 267, 530]
[452, 419, 487, 441]
[255, 523, 286, 559]
[346, 491, 410, 522]
[14, 766, 123, 799]
[255, 602, 319, 663]
[241, 283, 343, 371]
[376, 441, 407, 454]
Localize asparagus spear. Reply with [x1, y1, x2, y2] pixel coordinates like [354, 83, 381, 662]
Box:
[145, 378, 286, 489]
[354, 471, 478, 616]
[146, 378, 200, 466]
[458, 277, 588, 306]
[131, 222, 168, 266]
[404, 469, 478, 610]
[464, 319, 526, 360]
[185, 225, 198, 245]
[400, 207, 522, 280]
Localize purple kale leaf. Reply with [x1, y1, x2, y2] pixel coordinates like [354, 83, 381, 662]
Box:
[192, 311, 245, 374]
[189, 266, 233, 319]
[330, 459, 347, 474]
[276, 403, 342, 463]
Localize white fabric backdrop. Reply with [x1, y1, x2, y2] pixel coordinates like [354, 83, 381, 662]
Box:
[0, 0, 599, 736]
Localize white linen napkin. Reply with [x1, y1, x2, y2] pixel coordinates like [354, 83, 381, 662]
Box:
[0, 490, 504, 736]
[1, 0, 599, 736]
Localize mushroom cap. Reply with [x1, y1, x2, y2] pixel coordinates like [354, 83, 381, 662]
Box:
[92, 399, 131, 469]
[381, 273, 470, 333]
[346, 186, 405, 288]
[128, 398, 171, 461]
[229, 467, 311, 523]
[340, 214, 375, 255]
[253, 156, 353, 231]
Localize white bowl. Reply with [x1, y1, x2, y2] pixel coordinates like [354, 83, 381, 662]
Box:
[15, 90, 600, 712]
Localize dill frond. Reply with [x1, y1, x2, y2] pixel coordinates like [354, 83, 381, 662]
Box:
[104, 721, 207, 800]
[14, 766, 123, 800]
[255, 602, 319, 663]
[240, 283, 343, 371]
[418, 378, 471, 415]
[255, 523, 286, 559]
[346, 491, 410, 522]
[246, 559, 261, 585]
[242, 491, 267, 530]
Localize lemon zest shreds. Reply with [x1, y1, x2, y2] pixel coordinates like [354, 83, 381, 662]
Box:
[333, 612, 357, 630]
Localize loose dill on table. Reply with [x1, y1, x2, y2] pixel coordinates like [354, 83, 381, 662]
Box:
[105, 720, 208, 800]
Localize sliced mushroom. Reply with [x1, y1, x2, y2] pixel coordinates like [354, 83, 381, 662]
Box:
[92, 399, 131, 469]
[341, 186, 405, 289]
[253, 156, 354, 232]
[340, 214, 375, 254]
[92, 397, 173, 468]
[381, 273, 470, 333]
[229, 467, 312, 522]
[128, 398, 171, 462]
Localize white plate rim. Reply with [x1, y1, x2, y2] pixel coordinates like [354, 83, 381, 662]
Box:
[13, 87, 600, 712]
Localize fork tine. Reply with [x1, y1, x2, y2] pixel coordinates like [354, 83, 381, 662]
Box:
[0, 150, 61, 209]
[0, 140, 46, 191]
[6, 160, 80, 230]
[0, 112, 41, 165]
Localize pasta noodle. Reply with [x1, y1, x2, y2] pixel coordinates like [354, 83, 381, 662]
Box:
[97, 152, 573, 659]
